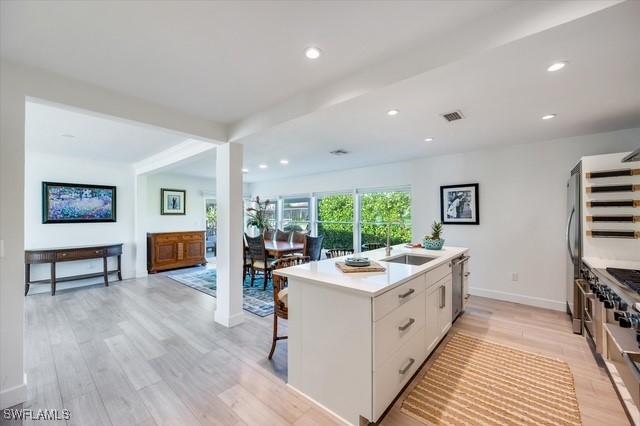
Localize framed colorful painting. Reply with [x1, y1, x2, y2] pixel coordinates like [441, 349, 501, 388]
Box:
[42, 182, 117, 224]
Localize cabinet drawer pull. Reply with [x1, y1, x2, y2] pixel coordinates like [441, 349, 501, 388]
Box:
[464, 272, 471, 277]
[62, 253, 67, 257]
[398, 318, 415, 332]
[440, 285, 445, 308]
[399, 358, 415, 375]
[398, 288, 415, 299]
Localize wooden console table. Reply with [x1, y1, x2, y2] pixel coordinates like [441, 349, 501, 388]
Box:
[25, 243, 123, 296]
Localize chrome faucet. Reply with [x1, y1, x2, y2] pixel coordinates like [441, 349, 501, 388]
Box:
[385, 223, 392, 257]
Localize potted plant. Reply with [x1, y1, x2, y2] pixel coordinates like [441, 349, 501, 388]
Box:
[423, 221, 445, 250]
[246, 196, 272, 235]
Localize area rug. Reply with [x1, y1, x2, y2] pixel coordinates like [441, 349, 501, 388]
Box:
[166, 268, 274, 317]
[400, 333, 581, 426]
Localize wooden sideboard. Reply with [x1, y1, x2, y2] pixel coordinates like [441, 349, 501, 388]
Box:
[25, 243, 123, 296]
[147, 231, 207, 273]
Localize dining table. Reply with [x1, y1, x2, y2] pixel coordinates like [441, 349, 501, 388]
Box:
[264, 240, 304, 258]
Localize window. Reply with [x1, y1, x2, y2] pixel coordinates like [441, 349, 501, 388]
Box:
[282, 197, 310, 232]
[360, 189, 412, 249]
[317, 192, 354, 250]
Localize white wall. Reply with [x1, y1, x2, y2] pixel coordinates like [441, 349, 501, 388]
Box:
[0, 59, 225, 409]
[250, 128, 640, 311]
[24, 152, 136, 281]
[248, 160, 413, 198]
[144, 173, 215, 233]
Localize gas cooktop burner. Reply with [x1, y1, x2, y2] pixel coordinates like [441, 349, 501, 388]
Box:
[607, 268, 640, 294]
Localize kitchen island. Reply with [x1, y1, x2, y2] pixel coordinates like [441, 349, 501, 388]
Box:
[275, 245, 469, 425]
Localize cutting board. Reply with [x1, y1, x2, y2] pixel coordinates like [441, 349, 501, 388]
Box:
[335, 261, 386, 273]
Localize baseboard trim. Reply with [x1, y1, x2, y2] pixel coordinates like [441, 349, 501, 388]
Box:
[286, 383, 352, 425]
[0, 375, 27, 410]
[469, 287, 565, 311]
[214, 310, 244, 328]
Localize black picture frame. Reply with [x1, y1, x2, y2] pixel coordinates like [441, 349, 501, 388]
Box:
[42, 181, 117, 224]
[161, 188, 186, 215]
[440, 183, 479, 225]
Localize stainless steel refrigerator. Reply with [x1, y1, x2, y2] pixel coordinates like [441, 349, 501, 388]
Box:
[566, 162, 583, 334]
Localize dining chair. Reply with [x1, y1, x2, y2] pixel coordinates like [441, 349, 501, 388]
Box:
[325, 248, 354, 259]
[269, 255, 311, 360]
[243, 242, 252, 283]
[245, 233, 276, 290]
[292, 230, 308, 245]
[263, 229, 274, 241]
[275, 229, 292, 243]
[362, 242, 385, 251]
[303, 235, 324, 261]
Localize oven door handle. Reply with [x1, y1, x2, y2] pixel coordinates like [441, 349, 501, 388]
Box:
[623, 352, 640, 383]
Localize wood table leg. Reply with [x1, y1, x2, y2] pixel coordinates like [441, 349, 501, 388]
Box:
[117, 255, 122, 281]
[103, 256, 109, 287]
[25, 264, 30, 296]
[51, 262, 56, 296]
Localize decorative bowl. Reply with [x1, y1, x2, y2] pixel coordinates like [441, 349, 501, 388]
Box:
[423, 239, 445, 250]
[344, 257, 371, 267]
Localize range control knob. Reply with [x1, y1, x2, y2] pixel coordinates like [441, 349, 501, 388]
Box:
[619, 301, 629, 312]
[620, 317, 632, 328]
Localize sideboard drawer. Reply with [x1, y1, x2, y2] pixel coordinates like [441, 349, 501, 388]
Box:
[57, 248, 105, 261]
[373, 323, 425, 421]
[426, 261, 451, 289]
[373, 275, 426, 321]
[374, 292, 425, 367]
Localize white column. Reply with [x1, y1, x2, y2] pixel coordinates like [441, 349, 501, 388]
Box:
[214, 142, 244, 327]
[133, 174, 149, 278]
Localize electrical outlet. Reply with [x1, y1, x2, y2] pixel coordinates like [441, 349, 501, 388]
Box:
[511, 272, 519, 282]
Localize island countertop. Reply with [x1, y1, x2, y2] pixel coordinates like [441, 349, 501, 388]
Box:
[275, 245, 469, 297]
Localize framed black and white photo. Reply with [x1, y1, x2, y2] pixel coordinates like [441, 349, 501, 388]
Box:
[440, 183, 479, 225]
[161, 188, 186, 215]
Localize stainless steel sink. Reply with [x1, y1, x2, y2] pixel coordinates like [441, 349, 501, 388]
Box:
[383, 254, 436, 265]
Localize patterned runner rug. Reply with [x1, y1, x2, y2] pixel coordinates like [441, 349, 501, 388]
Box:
[401, 332, 582, 426]
[166, 267, 274, 317]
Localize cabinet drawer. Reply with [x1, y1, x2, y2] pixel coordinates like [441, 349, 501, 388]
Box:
[57, 248, 104, 261]
[373, 275, 426, 321]
[373, 324, 425, 421]
[374, 293, 425, 367]
[426, 261, 451, 289]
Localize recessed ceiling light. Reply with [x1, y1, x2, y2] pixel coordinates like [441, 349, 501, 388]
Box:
[542, 114, 557, 120]
[61, 134, 75, 138]
[259, 164, 268, 169]
[304, 47, 321, 59]
[424, 137, 434, 142]
[242, 168, 249, 173]
[280, 159, 289, 165]
[547, 61, 567, 72]
[387, 109, 399, 116]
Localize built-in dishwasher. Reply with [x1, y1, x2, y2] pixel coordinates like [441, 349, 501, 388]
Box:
[451, 255, 470, 320]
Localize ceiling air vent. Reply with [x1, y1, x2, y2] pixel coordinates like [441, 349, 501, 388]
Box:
[330, 149, 350, 156]
[441, 110, 464, 122]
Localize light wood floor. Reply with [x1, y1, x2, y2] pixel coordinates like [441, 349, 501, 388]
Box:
[16, 274, 628, 425]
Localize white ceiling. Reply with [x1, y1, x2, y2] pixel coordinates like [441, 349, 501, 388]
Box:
[236, 1, 640, 182]
[1, 1, 515, 123]
[25, 101, 193, 163]
[8, 1, 640, 183]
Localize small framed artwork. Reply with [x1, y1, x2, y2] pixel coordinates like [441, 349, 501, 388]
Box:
[42, 182, 116, 224]
[440, 183, 479, 225]
[161, 189, 186, 215]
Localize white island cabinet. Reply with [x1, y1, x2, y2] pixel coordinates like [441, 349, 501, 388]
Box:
[276, 245, 469, 425]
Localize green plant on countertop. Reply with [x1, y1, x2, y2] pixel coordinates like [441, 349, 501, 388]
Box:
[423, 221, 445, 250]
[426, 221, 443, 241]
